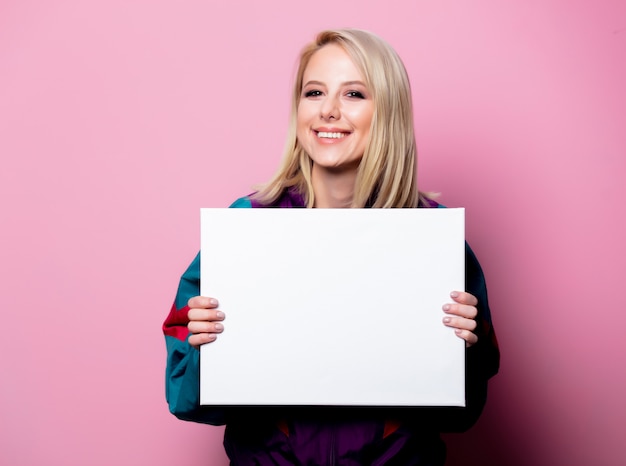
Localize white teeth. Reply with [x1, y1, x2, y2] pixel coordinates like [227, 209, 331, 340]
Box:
[317, 131, 346, 139]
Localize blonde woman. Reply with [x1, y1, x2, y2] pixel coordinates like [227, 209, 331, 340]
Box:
[163, 29, 499, 465]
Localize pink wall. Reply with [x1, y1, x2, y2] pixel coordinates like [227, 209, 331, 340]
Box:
[1, 1, 624, 465]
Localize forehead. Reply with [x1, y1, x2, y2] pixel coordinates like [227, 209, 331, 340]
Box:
[302, 44, 365, 82]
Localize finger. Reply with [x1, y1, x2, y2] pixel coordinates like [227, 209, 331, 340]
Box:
[443, 315, 477, 332]
[189, 332, 218, 348]
[454, 328, 478, 347]
[188, 320, 224, 335]
[188, 296, 219, 309]
[187, 308, 225, 322]
[443, 303, 477, 319]
[449, 291, 478, 307]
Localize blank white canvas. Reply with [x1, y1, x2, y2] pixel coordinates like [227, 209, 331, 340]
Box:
[200, 208, 465, 407]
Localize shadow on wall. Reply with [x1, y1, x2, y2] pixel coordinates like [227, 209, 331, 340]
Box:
[443, 386, 520, 466]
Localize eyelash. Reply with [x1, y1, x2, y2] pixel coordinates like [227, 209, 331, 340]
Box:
[346, 91, 365, 99]
[303, 90, 366, 99]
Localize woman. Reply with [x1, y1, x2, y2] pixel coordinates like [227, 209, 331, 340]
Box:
[163, 28, 499, 465]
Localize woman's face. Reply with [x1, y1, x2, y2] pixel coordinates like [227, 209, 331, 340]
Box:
[296, 44, 374, 174]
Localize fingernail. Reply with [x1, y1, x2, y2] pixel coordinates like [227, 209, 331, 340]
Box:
[450, 291, 459, 298]
[215, 323, 224, 331]
[443, 317, 451, 324]
[443, 304, 451, 312]
[455, 329, 462, 335]
[216, 311, 225, 319]
[209, 298, 218, 306]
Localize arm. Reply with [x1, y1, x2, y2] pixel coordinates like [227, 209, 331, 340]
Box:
[163, 197, 252, 424]
[431, 243, 500, 432]
[163, 253, 228, 424]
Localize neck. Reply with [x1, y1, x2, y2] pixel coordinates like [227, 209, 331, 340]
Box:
[311, 164, 357, 208]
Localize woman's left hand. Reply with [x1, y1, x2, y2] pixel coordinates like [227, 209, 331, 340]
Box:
[443, 291, 479, 347]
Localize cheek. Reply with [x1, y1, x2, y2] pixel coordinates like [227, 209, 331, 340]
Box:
[296, 115, 306, 139]
[297, 102, 315, 123]
[296, 104, 315, 140]
[295, 124, 309, 151]
[347, 106, 373, 129]
[296, 105, 307, 129]
[361, 107, 374, 129]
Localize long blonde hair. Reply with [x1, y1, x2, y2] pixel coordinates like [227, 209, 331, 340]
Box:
[253, 28, 425, 208]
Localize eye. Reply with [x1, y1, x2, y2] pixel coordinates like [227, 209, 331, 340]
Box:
[346, 90, 366, 99]
[304, 90, 322, 98]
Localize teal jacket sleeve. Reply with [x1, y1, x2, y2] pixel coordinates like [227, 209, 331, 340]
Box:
[162, 197, 251, 424]
[428, 241, 500, 432]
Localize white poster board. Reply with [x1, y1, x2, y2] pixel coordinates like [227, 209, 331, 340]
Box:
[200, 208, 465, 407]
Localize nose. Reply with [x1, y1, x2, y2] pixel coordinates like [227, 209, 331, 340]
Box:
[320, 95, 340, 120]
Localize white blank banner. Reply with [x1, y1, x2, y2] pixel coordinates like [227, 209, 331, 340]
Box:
[200, 208, 465, 407]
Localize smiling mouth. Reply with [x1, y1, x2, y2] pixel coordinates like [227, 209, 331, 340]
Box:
[316, 131, 348, 139]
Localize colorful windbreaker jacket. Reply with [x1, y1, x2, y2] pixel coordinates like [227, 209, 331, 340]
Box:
[163, 189, 500, 466]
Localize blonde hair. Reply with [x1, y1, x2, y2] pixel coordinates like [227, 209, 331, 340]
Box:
[254, 28, 427, 208]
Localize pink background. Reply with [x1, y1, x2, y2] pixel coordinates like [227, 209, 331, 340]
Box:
[1, 1, 624, 465]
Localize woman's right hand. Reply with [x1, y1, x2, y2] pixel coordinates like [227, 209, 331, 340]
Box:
[187, 296, 225, 349]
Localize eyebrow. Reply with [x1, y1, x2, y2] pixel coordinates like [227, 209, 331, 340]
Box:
[302, 80, 367, 87]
